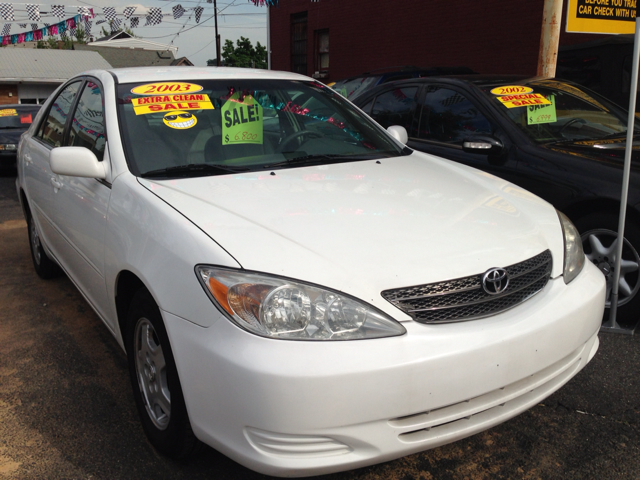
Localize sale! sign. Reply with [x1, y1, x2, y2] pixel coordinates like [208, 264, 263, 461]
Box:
[220, 92, 263, 145]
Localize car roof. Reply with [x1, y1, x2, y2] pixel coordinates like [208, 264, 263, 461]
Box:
[333, 66, 477, 83]
[96, 66, 312, 85]
[0, 104, 41, 109]
[378, 74, 535, 88]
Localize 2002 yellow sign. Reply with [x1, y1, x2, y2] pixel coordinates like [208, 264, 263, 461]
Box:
[131, 82, 203, 96]
[490, 86, 534, 96]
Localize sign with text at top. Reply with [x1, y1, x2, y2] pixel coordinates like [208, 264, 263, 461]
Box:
[567, 0, 637, 34]
[221, 92, 263, 146]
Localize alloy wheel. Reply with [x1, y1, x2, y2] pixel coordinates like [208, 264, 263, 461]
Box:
[134, 317, 171, 430]
[581, 228, 640, 307]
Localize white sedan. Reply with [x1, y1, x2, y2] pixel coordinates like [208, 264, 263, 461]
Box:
[16, 67, 605, 477]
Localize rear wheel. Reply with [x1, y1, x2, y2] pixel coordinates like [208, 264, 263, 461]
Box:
[27, 212, 62, 279]
[126, 288, 201, 459]
[575, 212, 640, 327]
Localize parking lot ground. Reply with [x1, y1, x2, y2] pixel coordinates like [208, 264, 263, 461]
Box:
[1, 172, 639, 479]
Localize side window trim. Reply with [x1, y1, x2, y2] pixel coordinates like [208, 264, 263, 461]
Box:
[66, 76, 108, 162]
[61, 79, 87, 147]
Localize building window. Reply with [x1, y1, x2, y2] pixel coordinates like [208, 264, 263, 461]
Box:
[316, 29, 329, 75]
[291, 12, 307, 75]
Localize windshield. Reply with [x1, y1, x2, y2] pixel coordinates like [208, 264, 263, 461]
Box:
[116, 79, 406, 178]
[0, 107, 39, 129]
[480, 80, 636, 144]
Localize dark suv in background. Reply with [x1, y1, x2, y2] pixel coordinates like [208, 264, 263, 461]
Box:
[0, 105, 41, 171]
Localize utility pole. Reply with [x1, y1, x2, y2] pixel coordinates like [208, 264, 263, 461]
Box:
[214, 0, 221, 66]
[537, 0, 563, 77]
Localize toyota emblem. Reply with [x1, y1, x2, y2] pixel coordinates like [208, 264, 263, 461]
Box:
[482, 268, 509, 295]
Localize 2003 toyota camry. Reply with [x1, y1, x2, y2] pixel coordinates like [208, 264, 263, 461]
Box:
[16, 67, 605, 477]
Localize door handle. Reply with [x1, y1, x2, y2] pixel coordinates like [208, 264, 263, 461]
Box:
[50, 177, 63, 190]
[23, 154, 32, 164]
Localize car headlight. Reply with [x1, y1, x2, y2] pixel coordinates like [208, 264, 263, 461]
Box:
[557, 211, 585, 284]
[0, 144, 17, 151]
[196, 266, 406, 340]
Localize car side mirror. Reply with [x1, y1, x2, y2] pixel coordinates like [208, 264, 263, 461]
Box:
[50, 147, 106, 179]
[387, 125, 408, 144]
[462, 135, 504, 155]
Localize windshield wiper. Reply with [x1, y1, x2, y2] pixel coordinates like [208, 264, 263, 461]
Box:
[142, 163, 249, 178]
[263, 153, 385, 169]
[598, 131, 629, 140]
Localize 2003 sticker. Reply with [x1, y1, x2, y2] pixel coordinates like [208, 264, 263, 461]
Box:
[131, 82, 203, 95]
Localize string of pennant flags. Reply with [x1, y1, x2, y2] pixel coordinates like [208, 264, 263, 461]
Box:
[0, 3, 213, 45]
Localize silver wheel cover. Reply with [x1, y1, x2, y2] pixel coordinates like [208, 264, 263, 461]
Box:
[134, 317, 171, 430]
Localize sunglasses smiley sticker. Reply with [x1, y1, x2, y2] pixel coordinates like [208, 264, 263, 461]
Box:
[163, 111, 197, 129]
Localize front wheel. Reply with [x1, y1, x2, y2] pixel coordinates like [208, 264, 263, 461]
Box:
[575, 213, 640, 327]
[126, 288, 201, 459]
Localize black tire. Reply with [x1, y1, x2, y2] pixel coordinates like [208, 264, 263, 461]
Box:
[574, 212, 640, 328]
[27, 210, 62, 279]
[125, 288, 202, 459]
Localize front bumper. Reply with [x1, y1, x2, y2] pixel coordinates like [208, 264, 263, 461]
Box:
[164, 260, 605, 477]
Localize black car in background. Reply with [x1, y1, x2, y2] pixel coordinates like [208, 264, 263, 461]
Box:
[353, 75, 640, 326]
[330, 66, 476, 101]
[0, 105, 41, 170]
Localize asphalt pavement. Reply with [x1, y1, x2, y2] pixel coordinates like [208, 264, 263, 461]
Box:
[1, 171, 639, 479]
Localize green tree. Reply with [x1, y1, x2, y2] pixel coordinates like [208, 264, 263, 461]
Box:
[35, 26, 88, 49]
[212, 36, 266, 69]
[73, 25, 88, 44]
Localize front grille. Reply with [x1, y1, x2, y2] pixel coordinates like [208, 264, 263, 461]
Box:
[381, 250, 552, 324]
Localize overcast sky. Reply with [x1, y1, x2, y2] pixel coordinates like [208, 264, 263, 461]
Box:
[6, 1, 269, 66]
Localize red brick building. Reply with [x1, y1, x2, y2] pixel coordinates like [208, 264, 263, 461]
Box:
[268, 0, 608, 83]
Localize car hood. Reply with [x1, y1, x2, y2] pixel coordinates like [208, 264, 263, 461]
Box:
[138, 152, 564, 318]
